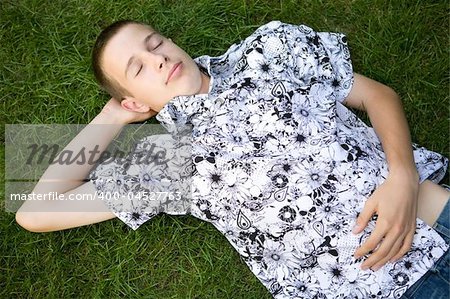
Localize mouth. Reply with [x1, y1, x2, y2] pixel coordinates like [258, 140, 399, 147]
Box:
[166, 62, 182, 84]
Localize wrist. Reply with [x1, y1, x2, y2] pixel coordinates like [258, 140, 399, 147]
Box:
[388, 165, 419, 184]
[91, 111, 128, 125]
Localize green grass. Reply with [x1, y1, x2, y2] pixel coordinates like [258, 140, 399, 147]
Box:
[1, 0, 449, 298]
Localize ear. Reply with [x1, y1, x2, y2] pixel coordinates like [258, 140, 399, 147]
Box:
[121, 96, 151, 113]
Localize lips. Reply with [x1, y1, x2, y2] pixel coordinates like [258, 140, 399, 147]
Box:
[166, 62, 182, 84]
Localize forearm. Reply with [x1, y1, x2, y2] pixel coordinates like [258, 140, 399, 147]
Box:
[32, 112, 125, 195]
[364, 87, 419, 180]
[345, 73, 419, 181]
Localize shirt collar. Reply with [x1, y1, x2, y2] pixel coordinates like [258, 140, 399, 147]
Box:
[155, 55, 216, 133]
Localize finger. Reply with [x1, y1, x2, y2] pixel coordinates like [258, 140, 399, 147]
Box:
[360, 235, 395, 270]
[370, 234, 404, 271]
[354, 222, 387, 259]
[360, 225, 404, 270]
[389, 226, 415, 263]
[353, 198, 377, 234]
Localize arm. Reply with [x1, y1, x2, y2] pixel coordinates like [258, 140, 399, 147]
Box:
[343, 73, 419, 181]
[15, 98, 156, 233]
[15, 181, 117, 233]
[343, 73, 419, 271]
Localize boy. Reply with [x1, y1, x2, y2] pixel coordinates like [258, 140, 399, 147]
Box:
[16, 20, 449, 298]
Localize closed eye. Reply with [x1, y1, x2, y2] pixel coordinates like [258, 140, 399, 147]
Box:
[153, 41, 163, 50]
[135, 65, 143, 77]
[147, 33, 163, 51]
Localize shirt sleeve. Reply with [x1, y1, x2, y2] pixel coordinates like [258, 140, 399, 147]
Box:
[87, 134, 193, 231]
[261, 21, 354, 103]
[315, 29, 354, 103]
[87, 159, 160, 231]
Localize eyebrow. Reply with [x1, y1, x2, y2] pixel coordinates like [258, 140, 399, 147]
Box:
[125, 32, 157, 77]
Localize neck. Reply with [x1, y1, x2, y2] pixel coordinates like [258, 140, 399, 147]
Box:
[199, 72, 210, 94]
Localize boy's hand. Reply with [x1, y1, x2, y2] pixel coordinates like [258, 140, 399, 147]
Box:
[352, 171, 419, 271]
[99, 98, 156, 124]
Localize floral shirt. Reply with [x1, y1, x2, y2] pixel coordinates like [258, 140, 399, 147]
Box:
[89, 21, 449, 299]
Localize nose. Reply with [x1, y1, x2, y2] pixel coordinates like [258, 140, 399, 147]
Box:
[157, 55, 168, 70]
[142, 52, 169, 72]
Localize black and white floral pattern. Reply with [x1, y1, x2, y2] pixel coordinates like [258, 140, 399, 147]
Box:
[89, 21, 449, 298]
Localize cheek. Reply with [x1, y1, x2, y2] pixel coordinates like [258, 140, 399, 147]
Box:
[128, 83, 147, 99]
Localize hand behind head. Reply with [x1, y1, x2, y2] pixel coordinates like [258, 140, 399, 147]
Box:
[100, 98, 156, 124]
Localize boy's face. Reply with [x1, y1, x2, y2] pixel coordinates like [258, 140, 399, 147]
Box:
[102, 23, 207, 112]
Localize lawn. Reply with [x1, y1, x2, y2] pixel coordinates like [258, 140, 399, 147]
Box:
[1, 0, 449, 298]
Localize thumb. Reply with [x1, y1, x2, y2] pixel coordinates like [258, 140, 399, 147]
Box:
[352, 199, 376, 234]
